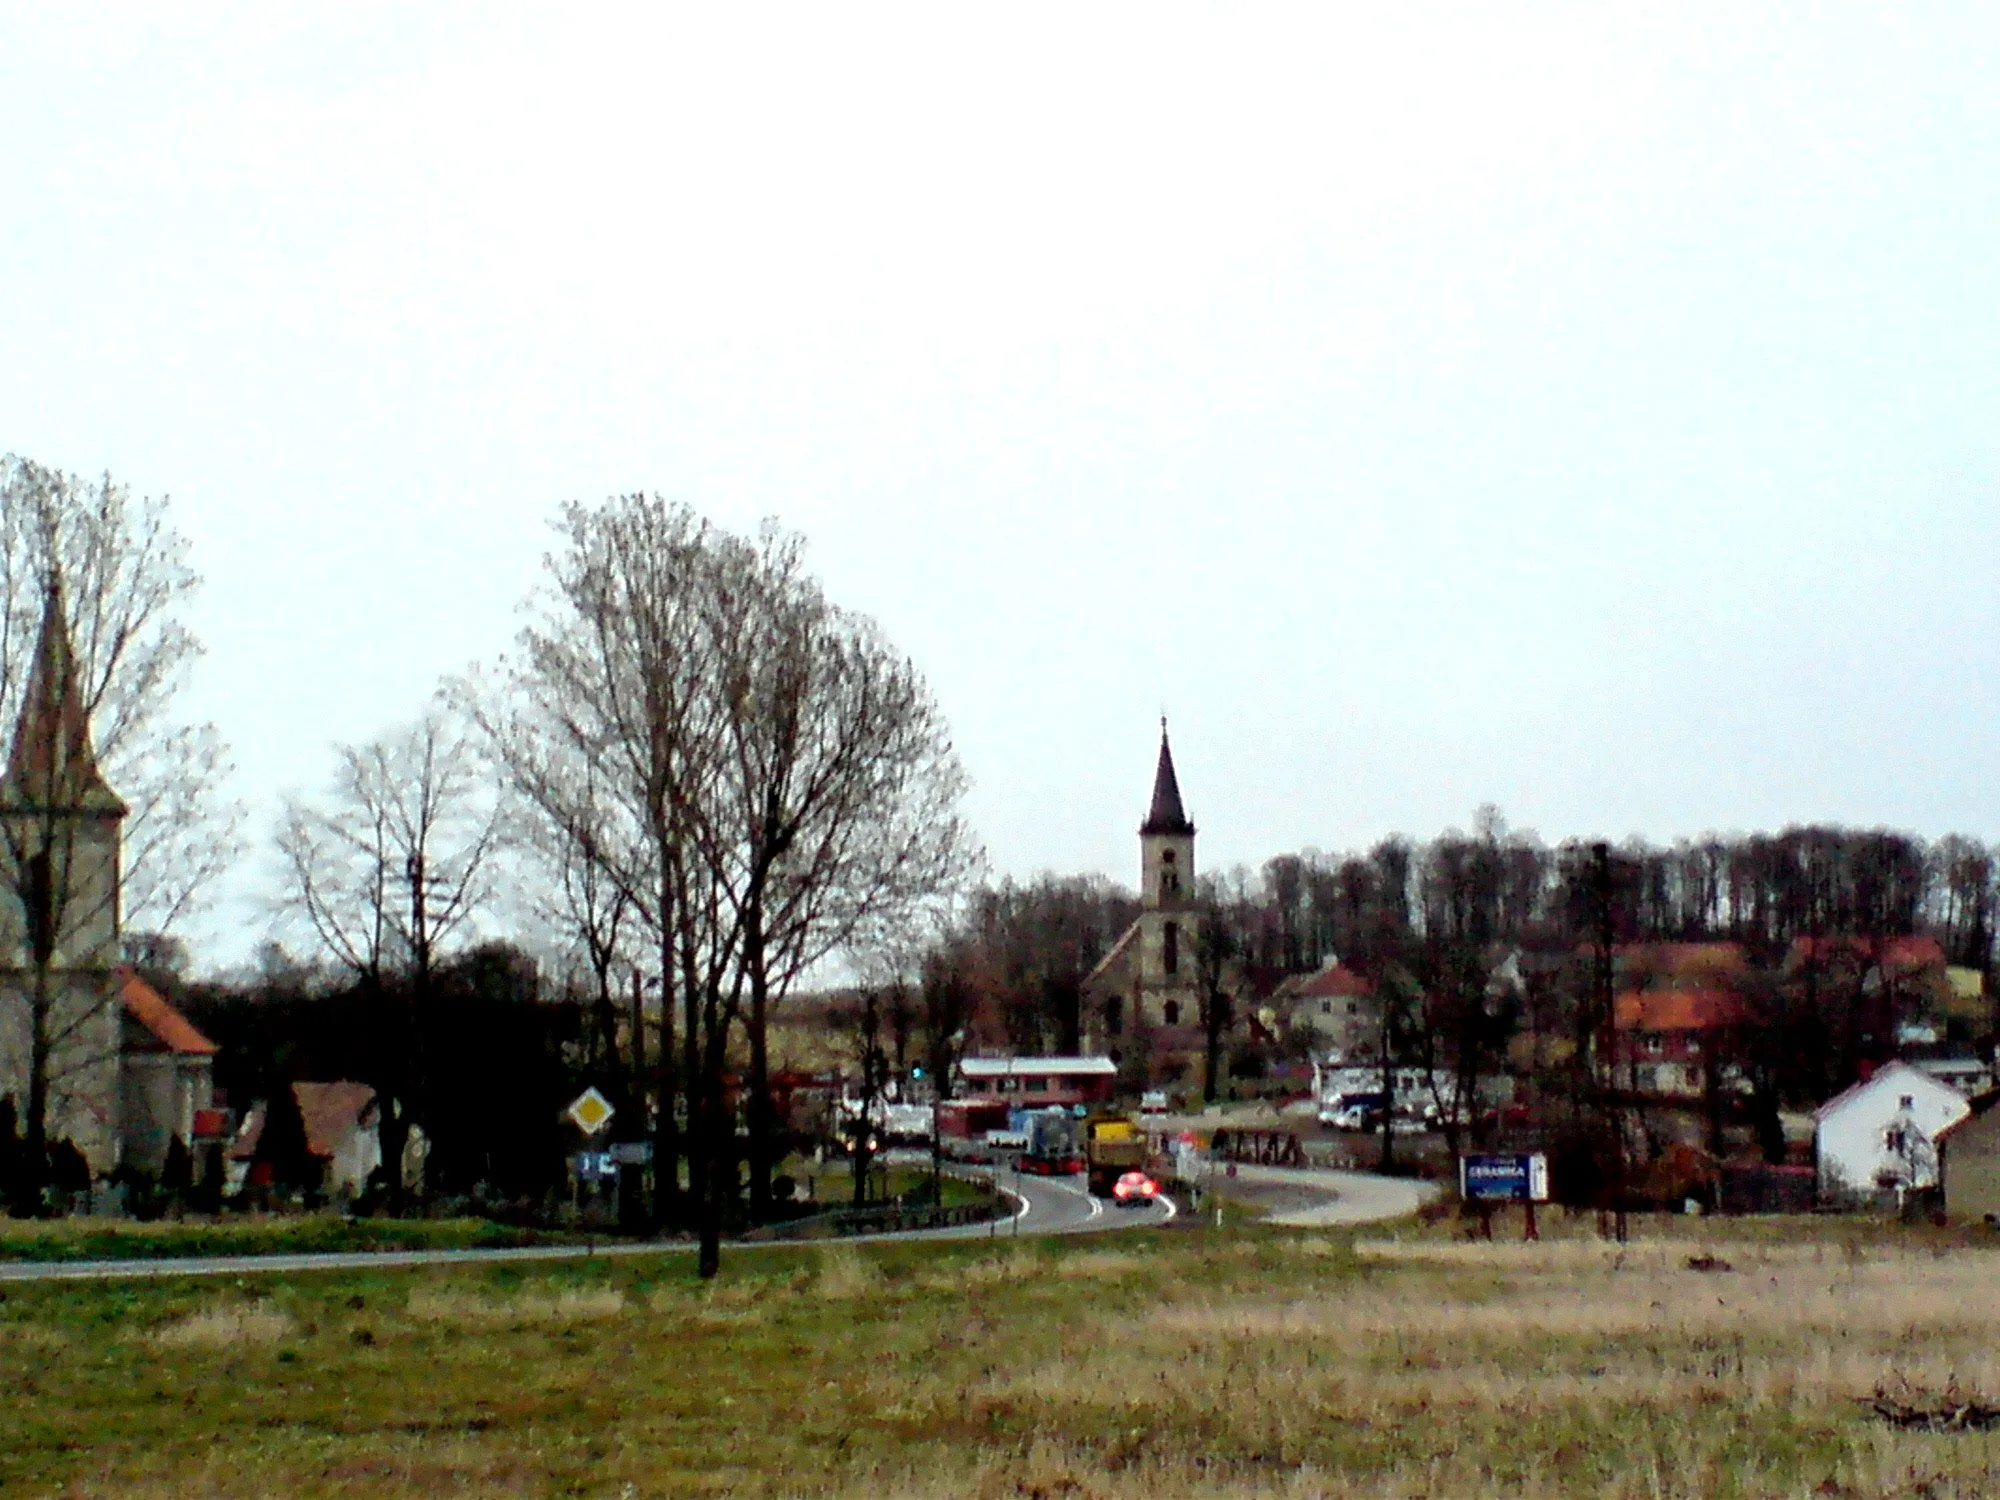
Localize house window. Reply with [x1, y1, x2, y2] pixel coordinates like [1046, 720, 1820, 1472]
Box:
[1163, 1001, 1181, 1026]
[1320, 999, 1333, 1017]
[1164, 921, 1179, 976]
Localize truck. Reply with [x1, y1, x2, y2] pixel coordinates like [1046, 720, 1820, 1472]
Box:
[1084, 1114, 1149, 1198]
[1018, 1108, 1084, 1176]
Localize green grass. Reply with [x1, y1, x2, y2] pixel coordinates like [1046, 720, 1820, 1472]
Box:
[6, 1214, 2000, 1496]
[0, 1213, 570, 1263]
[792, 1160, 991, 1210]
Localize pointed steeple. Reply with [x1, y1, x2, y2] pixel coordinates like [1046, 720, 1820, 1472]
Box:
[1139, 718, 1194, 837]
[4, 575, 124, 816]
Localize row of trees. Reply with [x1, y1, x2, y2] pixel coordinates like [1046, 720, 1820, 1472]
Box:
[1221, 810, 1995, 974]
[0, 465, 972, 1263]
[273, 498, 974, 1274]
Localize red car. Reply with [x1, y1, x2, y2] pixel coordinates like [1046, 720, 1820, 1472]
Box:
[1111, 1171, 1159, 1206]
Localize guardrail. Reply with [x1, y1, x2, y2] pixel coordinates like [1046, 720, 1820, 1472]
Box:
[739, 1197, 1004, 1242]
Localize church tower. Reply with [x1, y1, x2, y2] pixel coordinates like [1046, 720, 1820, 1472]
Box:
[1138, 720, 1196, 990]
[0, 578, 129, 1170]
[2, 578, 127, 966]
[1082, 723, 1205, 1054]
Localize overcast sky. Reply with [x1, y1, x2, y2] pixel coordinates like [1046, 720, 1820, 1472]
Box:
[4, 7, 1998, 968]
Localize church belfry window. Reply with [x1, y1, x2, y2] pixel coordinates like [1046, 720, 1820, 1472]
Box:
[23, 848, 54, 966]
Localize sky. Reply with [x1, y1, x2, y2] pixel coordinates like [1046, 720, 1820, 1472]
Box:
[2, 6, 1998, 969]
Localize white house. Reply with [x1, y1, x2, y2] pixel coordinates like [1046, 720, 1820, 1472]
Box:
[1813, 1061, 1971, 1204]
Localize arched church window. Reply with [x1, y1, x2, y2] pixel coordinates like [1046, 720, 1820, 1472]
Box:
[1164, 921, 1179, 976]
[1163, 1000, 1181, 1025]
[1105, 995, 1124, 1037]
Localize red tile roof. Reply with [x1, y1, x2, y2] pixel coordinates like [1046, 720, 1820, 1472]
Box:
[1614, 989, 1747, 1033]
[292, 1082, 377, 1160]
[1788, 935, 1946, 972]
[117, 967, 216, 1056]
[1288, 963, 1374, 1000]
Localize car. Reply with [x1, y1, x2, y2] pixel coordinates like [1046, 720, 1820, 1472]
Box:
[1322, 1091, 1388, 1131]
[1139, 1090, 1171, 1115]
[1111, 1170, 1159, 1205]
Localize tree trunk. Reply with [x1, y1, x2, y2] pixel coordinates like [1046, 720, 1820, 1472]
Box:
[745, 914, 773, 1224]
[697, 977, 732, 1279]
[19, 963, 52, 1212]
[377, 1096, 411, 1216]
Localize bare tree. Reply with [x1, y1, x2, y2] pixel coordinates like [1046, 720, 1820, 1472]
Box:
[834, 984, 892, 1207]
[0, 458, 241, 1197]
[1194, 909, 1238, 1104]
[708, 524, 974, 1221]
[487, 495, 975, 1274]
[279, 709, 498, 1212]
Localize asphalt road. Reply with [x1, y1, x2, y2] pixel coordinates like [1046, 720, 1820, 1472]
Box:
[0, 1169, 1172, 1284]
[1212, 1163, 1440, 1226]
[0, 1162, 1449, 1285]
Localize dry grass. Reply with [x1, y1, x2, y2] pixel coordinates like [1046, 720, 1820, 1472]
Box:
[815, 1245, 878, 1299]
[404, 1284, 626, 1326]
[149, 1304, 296, 1350]
[15, 1217, 2000, 1497]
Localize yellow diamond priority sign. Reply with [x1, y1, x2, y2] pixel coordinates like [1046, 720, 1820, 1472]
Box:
[565, 1087, 616, 1137]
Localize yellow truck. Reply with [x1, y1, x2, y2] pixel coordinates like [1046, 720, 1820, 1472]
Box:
[1084, 1115, 1150, 1198]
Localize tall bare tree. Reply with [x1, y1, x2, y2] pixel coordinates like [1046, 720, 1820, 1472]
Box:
[486, 494, 974, 1275]
[707, 525, 974, 1220]
[0, 458, 241, 1197]
[279, 709, 498, 1212]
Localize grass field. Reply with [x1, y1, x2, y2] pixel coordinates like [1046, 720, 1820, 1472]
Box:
[0, 1214, 571, 1263]
[8, 1210, 2000, 1497]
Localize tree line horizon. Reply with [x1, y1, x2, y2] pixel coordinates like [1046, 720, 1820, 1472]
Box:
[2, 454, 1993, 1249]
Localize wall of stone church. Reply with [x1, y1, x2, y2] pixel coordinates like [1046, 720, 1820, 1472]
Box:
[1141, 832, 1195, 911]
[0, 970, 122, 1171]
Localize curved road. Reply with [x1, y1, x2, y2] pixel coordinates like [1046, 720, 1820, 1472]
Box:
[1214, 1163, 1439, 1226]
[0, 1170, 1169, 1284]
[0, 1166, 1434, 1284]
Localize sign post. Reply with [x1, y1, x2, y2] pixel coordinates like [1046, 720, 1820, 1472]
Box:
[1459, 1152, 1550, 1241]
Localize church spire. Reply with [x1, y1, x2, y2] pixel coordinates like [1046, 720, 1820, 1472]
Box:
[1139, 718, 1194, 837]
[4, 574, 124, 816]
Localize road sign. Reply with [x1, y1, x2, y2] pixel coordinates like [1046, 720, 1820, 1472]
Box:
[1460, 1152, 1549, 1203]
[565, 1087, 616, 1137]
[574, 1151, 616, 1181]
[609, 1140, 653, 1165]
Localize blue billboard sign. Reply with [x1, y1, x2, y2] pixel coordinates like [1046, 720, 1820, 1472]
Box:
[1460, 1152, 1549, 1203]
